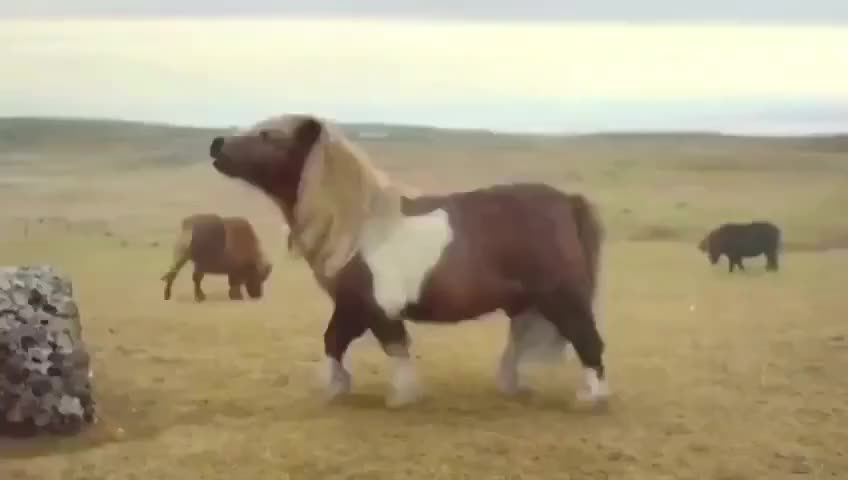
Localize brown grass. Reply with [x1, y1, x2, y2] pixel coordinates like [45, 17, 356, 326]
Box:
[0, 120, 847, 479]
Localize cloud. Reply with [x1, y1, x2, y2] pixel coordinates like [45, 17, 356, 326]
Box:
[5, 0, 848, 24]
[2, 18, 847, 133]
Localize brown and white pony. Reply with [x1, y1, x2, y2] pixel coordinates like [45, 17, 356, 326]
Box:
[208, 113, 609, 408]
[161, 213, 273, 302]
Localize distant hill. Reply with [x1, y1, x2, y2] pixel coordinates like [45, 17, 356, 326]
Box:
[0, 116, 536, 147]
[0, 117, 226, 170]
[0, 116, 558, 171]
[1, 117, 846, 172]
[572, 130, 848, 152]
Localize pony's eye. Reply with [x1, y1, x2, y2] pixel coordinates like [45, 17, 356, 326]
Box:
[259, 130, 270, 141]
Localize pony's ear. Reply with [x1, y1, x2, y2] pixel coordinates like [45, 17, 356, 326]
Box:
[292, 116, 323, 147]
[275, 116, 324, 184]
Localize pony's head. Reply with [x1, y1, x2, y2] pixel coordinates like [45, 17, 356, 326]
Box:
[245, 260, 273, 299]
[698, 231, 720, 264]
[210, 113, 402, 278]
[697, 235, 709, 253]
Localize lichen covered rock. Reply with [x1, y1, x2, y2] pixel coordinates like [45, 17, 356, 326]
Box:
[0, 265, 96, 435]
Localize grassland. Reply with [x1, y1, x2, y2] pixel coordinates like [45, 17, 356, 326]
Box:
[0, 118, 847, 479]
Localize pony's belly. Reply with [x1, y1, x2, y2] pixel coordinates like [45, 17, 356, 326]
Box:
[404, 278, 528, 323]
[403, 302, 511, 323]
[728, 245, 765, 257]
[193, 258, 234, 275]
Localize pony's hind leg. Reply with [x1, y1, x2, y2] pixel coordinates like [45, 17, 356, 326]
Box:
[765, 250, 779, 271]
[161, 254, 189, 301]
[163, 274, 176, 301]
[192, 270, 206, 302]
[499, 309, 569, 396]
[497, 333, 523, 395]
[497, 333, 524, 396]
[536, 286, 609, 404]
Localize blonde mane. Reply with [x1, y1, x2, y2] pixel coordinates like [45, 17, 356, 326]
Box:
[258, 115, 416, 278]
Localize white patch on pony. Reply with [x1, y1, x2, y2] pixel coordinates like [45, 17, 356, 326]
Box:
[577, 367, 610, 403]
[359, 208, 453, 319]
[386, 355, 422, 408]
[318, 356, 351, 399]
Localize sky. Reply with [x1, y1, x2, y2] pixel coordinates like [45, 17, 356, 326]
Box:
[2, 2, 848, 134]
[5, 0, 848, 23]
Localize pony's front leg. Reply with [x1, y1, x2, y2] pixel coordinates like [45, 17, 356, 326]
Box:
[227, 272, 245, 300]
[370, 319, 422, 408]
[322, 306, 367, 400]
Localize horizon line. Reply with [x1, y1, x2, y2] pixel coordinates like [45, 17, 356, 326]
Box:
[3, 114, 846, 139]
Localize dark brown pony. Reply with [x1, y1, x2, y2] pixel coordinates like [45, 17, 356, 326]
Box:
[699, 221, 781, 273]
[161, 213, 272, 302]
[208, 113, 608, 408]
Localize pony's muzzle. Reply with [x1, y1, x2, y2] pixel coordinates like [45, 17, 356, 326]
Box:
[210, 136, 225, 157]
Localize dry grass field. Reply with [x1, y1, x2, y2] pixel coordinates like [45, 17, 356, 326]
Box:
[1, 119, 847, 479]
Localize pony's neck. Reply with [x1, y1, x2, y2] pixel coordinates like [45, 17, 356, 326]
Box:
[267, 184, 303, 258]
[278, 135, 406, 277]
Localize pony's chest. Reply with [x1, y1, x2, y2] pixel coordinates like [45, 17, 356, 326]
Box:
[359, 209, 453, 318]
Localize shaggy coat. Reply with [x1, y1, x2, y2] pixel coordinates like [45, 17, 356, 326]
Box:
[161, 213, 272, 301]
[698, 221, 782, 272]
[208, 114, 608, 408]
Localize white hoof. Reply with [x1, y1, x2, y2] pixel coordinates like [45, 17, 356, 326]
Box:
[576, 386, 609, 403]
[326, 372, 351, 400]
[385, 357, 421, 408]
[385, 386, 421, 408]
[496, 367, 533, 396]
[499, 382, 534, 397]
[576, 368, 610, 403]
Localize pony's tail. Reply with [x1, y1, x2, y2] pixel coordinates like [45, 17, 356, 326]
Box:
[285, 229, 303, 258]
[774, 225, 783, 253]
[767, 224, 782, 271]
[569, 193, 604, 301]
[161, 226, 192, 282]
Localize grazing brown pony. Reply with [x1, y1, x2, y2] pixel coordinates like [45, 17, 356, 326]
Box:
[209, 113, 608, 408]
[161, 213, 272, 302]
[698, 221, 781, 273]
